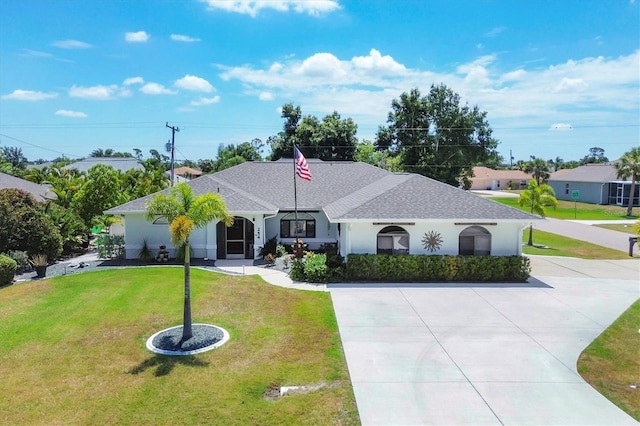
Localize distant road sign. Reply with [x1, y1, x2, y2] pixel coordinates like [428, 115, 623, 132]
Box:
[571, 190, 580, 200]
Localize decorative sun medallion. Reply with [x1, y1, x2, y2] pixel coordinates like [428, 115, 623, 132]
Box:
[422, 230, 443, 252]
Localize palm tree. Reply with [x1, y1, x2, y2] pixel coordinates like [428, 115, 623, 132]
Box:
[519, 179, 558, 246]
[614, 147, 640, 217]
[145, 183, 232, 346]
[524, 158, 551, 185]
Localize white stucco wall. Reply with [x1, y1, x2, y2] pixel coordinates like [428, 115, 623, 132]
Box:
[122, 214, 222, 259]
[121, 212, 526, 260]
[344, 221, 525, 256]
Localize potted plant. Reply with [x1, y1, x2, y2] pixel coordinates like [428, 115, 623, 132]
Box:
[30, 254, 48, 278]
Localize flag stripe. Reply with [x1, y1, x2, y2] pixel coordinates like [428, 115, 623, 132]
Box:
[294, 146, 312, 181]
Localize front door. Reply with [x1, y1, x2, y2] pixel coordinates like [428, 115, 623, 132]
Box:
[226, 218, 245, 259]
[617, 183, 624, 205]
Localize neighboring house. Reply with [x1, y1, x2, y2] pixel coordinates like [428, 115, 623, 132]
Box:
[548, 163, 640, 206]
[173, 166, 202, 179]
[0, 171, 57, 201]
[165, 167, 202, 184]
[469, 166, 532, 190]
[106, 160, 540, 261]
[63, 157, 143, 173]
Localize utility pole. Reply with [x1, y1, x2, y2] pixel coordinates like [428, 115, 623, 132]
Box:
[166, 122, 179, 186]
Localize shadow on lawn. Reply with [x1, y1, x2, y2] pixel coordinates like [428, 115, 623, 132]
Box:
[127, 355, 209, 377]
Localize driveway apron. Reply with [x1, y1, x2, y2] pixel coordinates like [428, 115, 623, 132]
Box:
[330, 258, 639, 425]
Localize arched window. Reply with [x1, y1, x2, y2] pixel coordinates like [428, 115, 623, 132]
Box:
[280, 213, 316, 238]
[377, 226, 409, 255]
[459, 226, 491, 256]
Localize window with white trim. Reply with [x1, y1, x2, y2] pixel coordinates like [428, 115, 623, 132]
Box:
[458, 226, 491, 256]
[280, 213, 316, 238]
[377, 226, 409, 255]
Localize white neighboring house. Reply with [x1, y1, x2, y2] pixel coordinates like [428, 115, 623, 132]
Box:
[105, 160, 540, 260]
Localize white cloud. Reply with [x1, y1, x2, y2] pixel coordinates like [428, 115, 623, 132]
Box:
[190, 96, 220, 106]
[52, 39, 92, 49]
[549, 123, 572, 130]
[218, 48, 640, 136]
[69, 84, 126, 100]
[55, 109, 88, 118]
[259, 92, 274, 101]
[174, 74, 214, 92]
[140, 83, 178, 95]
[125, 31, 150, 42]
[170, 34, 201, 42]
[200, 0, 340, 17]
[123, 76, 144, 85]
[1, 89, 58, 101]
[352, 49, 407, 74]
[553, 77, 588, 92]
[19, 49, 53, 58]
[485, 26, 507, 37]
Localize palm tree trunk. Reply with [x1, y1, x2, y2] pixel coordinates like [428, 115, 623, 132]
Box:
[627, 178, 637, 217]
[528, 224, 533, 246]
[181, 241, 193, 345]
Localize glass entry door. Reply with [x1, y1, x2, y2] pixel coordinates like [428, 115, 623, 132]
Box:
[617, 184, 624, 205]
[226, 218, 245, 258]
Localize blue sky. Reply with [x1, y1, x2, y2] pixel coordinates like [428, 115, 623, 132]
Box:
[1, 0, 638, 165]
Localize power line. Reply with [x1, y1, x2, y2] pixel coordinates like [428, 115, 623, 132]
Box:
[0, 132, 81, 158]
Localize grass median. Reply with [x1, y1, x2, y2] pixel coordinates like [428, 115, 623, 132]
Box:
[578, 299, 640, 421]
[0, 267, 359, 425]
[522, 229, 634, 259]
[492, 197, 637, 220]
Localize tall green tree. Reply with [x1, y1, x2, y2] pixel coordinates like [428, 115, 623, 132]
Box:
[580, 147, 608, 165]
[71, 164, 127, 227]
[375, 85, 499, 187]
[269, 104, 358, 161]
[524, 158, 551, 184]
[145, 183, 232, 346]
[614, 147, 640, 217]
[518, 179, 558, 246]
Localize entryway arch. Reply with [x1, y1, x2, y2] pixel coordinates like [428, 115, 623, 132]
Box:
[216, 216, 254, 260]
[377, 225, 410, 255]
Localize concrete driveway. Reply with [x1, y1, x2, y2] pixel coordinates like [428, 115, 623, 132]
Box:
[330, 257, 639, 425]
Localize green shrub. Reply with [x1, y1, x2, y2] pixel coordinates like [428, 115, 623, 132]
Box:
[4, 250, 30, 273]
[259, 235, 278, 258]
[290, 258, 306, 281]
[275, 243, 287, 258]
[0, 189, 63, 260]
[304, 253, 328, 283]
[95, 234, 125, 259]
[345, 254, 530, 282]
[0, 254, 17, 286]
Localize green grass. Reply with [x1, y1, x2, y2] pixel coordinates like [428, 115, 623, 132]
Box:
[492, 197, 637, 220]
[595, 223, 638, 234]
[578, 299, 640, 421]
[522, 229, 633, 259]
[0, 268, 359, 425]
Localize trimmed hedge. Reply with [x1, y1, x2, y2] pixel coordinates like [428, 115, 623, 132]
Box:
[0, 254, 18, 287]
[345, 254, 530, 282]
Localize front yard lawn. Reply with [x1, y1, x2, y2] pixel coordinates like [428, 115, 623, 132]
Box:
[492, 197, 637, 220]
[0, 268, 359, 425]
[578, 299, 640, 421]
[522, 230, 633, 259]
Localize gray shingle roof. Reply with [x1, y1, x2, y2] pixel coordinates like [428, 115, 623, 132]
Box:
[548, 163, 620, 183]
[64, 157, 143, 173]
[107, 161, 538, 221]
[0, 172, 57, 201]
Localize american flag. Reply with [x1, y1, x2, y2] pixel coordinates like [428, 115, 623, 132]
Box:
[294, 146, 312, 181]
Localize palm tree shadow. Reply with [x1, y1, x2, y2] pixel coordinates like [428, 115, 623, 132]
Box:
[127, 355, 209, 377]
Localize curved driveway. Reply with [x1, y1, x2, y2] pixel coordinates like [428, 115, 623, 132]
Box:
[329, 257, 639, 425]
